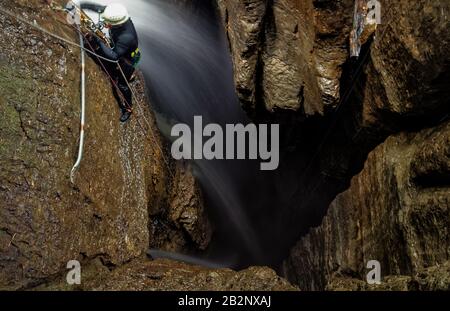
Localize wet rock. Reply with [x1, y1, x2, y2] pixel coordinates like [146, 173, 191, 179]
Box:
[38, 258, 298, 291]
[149, 163, 212, 252]
[0, 0, 210, 290]
[219, 0, 450, 119]
[168, 164, 212, 250]
[220, 0, 449, 290]
[283, 121, 450, 290]
[326, 260, 450, 291]
[217, 0, 353, 114]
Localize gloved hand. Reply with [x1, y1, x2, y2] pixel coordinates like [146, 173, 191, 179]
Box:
[84, 33, 101, 49]
[86, 33, 100, 43]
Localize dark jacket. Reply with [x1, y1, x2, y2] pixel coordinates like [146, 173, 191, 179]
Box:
[80, 2, 139, 63]
[97, 19, 139, 63]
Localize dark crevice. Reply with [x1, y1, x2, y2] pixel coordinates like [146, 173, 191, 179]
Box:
[15, 107, 32, 141]
[413, 173, 450, 190]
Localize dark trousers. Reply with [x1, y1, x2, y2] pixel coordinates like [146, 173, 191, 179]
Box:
[111, 61, 135, 111]
[86, 45, 136, 111]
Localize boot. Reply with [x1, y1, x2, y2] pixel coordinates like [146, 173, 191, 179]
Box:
[120, 109, 132, 123]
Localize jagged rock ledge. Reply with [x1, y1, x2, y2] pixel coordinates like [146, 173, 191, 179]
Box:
[218, 0, 449, 290]
[0, 0, 215, 290]
[36, 258, 298, 291]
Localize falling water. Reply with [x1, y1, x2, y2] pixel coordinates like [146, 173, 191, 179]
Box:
[128, 0, 264, 264]
[84, 0, 302, 269]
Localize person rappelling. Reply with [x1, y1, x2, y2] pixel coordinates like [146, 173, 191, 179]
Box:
[81, 2, 141, 122]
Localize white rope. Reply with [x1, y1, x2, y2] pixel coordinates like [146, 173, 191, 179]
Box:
[61, 3, 173, 176]
[0, 6, 174, 180]
[70, 26, 86, 184]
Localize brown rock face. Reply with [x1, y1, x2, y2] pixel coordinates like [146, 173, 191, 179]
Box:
[219, 0, 449, 118]
[326, 261, 450, 291]
[150, 163, 212, 252]
[0, 0, 210, 290]
[219, 0, 449, 290]
[38, 258, 298, 291]
[283, 121, 450, 290]
[218, 0, 353, 114]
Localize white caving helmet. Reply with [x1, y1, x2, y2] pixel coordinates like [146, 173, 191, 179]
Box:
[101, 3, 130, 26]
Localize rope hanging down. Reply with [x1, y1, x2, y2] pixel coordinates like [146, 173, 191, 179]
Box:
[66, 2, 175, 179]
[70, 24, 86, 184]
[0, 6, 174, 180]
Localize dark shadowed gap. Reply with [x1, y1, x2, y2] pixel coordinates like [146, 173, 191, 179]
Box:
[94, 0, 332, 270]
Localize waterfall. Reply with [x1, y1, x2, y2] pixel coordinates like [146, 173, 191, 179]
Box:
[85, 0, 297, 269]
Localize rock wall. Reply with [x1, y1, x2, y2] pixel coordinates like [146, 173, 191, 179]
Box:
[0, 0, 210, 290]
[218, 0, 449, 118]
[218, 0, 450, 289]
[37, 258, 298, 291]
[150, 162, 211, 252]
[1, 0, 448, 291]
[217, 0, 353, 114]
[284, 121, 450, 290]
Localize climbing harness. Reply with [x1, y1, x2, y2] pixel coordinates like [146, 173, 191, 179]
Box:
[65, 1, 111, 46]
[131, 47, 141, 68]
[0, 4, 174, 182]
